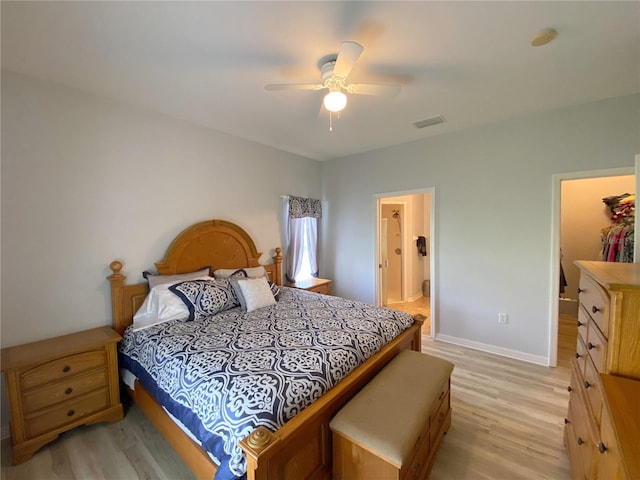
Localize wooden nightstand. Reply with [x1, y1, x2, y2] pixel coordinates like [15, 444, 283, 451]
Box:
[1, 326, 124, 464]
[285, 277, 332, 295]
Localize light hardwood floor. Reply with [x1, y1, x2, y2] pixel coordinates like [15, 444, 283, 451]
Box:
[390, 296, 431, 334]
[2, 322, 574, 480]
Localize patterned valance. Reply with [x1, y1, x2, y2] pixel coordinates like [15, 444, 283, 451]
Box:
[288, 195, 322, 219]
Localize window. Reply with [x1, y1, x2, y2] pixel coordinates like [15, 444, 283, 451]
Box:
[285, 196, 322, 282]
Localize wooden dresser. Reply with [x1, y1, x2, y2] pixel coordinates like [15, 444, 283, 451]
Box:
[284, 277, 332, 295]
[564, 261, 640, 479]
[1, 326, 124, 464]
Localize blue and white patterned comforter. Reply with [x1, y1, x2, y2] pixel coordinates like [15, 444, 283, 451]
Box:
[120, 287, 413, 480]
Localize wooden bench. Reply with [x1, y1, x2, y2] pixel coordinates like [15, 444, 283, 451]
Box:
[330, 350, 454, 480]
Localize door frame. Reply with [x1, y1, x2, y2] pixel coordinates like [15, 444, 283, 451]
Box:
[548, 166, 635, 367]
[374, 187, 436, 339]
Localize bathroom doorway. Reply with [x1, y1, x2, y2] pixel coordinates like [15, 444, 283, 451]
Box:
[375, 189, 435, 336]
[381, 203, 405, 304]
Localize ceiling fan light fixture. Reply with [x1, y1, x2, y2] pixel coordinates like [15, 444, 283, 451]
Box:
[323, 91, 347, 112]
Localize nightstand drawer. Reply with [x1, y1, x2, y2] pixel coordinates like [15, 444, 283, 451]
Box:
[23, 369, 108, 413]
[21, 350, 106, 390]
[308, 283, 331, 295]
[25, 388, 109, 438]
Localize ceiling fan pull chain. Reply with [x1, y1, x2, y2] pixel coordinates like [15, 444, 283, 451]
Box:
[329, 111, 333, 132]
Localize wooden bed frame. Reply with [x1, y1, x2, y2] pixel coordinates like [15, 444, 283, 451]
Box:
[107, 219, 423, 480]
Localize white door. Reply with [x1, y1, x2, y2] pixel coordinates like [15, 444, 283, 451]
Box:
[380, 218, 388, 306]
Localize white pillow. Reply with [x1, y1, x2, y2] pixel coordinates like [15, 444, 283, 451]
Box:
[143, 266, 211, 288]
[132, 276, 212, 331]
[213, 266, 266, 279]
[235, 277, 276, 312]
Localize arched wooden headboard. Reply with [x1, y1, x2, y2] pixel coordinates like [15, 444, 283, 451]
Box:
[107, 219, 282, 335]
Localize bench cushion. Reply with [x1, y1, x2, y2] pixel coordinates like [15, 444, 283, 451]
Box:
[330, 350, 453, 467]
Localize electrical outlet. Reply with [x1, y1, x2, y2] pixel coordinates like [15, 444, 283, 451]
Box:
[498, 313, 508, 324]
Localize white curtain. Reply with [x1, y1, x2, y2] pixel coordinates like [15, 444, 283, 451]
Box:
[285, 196, 322, 282]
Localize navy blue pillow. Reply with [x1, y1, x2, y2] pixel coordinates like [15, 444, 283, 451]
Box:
[169, 279, 239, 321]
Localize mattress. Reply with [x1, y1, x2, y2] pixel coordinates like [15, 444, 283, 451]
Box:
[119, 287, 413, 480]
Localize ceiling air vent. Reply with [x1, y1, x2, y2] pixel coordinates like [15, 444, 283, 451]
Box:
[413, 115, 446, 129]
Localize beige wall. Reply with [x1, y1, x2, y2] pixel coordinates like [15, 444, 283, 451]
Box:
[1, 70, 322, 347]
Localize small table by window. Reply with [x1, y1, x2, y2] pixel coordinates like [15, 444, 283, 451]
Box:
[285, 278, 332, 295]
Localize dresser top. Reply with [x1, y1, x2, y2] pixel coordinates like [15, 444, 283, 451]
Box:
[1, 326, 121, 371]
[574, 261, 640, 291]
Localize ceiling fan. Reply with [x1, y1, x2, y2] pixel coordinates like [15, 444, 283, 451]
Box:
[265, 41, 401, 115]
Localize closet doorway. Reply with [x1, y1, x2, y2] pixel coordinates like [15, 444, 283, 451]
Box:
[375, 189, 435, 337]
[550, 167, 636, 367]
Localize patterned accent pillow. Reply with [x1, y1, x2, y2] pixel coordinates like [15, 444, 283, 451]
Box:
[234, 277, 276, 312]
[269, 281, 280, 299]
[212, 267, 280, 298]
[169, 279, 239, 321]
[230, 277, 280, 310]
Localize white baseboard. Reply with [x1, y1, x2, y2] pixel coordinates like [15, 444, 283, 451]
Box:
[435, 333, 549, 366]
[1, 423, 10, 440]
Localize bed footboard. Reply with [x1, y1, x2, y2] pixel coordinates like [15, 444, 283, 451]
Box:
[240, 316, 423, 480]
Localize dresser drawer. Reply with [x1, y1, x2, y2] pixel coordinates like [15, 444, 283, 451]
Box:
[577, 308, 589, 346]
[564, 419, 587, 480]
[567, 387, 595, 478]
[582, 357, 602, 425]
[578, 275, 610, 337]
[22, 369, 107, 413]
[585, 319, 607, 373]
[25, 388, 109, 438]
[20, 350, 106, 390]
[576, 336, 588, 377]
[597, 402, 626, 480]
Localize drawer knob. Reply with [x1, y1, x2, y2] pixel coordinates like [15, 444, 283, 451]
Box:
[598, 442, 607, 454]
[584, 381, 591, 389]
[587, 342, 595, 350]
[577, 437, 584, 446]
[65, 387, 73, 395]
[577, 288, 584, 294]
[564, 418, 570, 425]
[567, 385, 573, 392]
[67, 409, 75, 417]
[62, 365, 71, 373]
[592, 305, 600, 314]
[575, 352, 582, 359]
[577, 320, 584, 327]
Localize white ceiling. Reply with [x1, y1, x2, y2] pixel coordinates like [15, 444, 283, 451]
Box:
[2, 1, 639, 161]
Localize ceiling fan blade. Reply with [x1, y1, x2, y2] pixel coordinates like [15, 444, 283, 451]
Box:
[264, 83, 325, 91]
[346, 83, 401, 96]
[333, 41, 364, 79]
